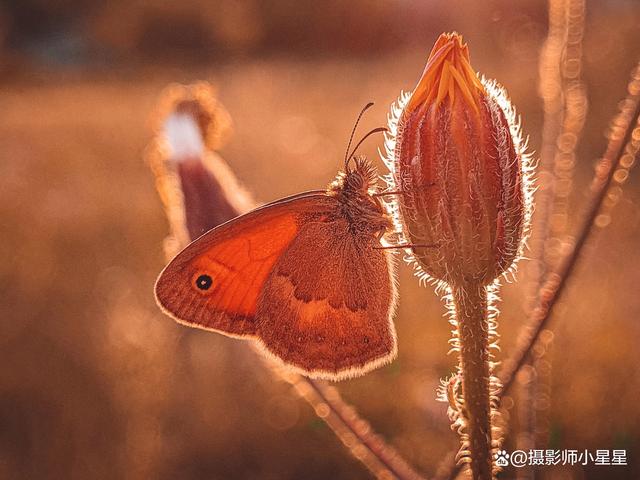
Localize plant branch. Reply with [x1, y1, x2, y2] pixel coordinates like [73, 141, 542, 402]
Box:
[514, 1, 587, 469]
[303, 379, 426, 480]
[498, 63, 640, 395]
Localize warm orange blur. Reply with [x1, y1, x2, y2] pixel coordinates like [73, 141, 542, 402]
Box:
[1, 2, 639, 479]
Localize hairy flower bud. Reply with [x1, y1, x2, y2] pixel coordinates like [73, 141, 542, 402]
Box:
[388, 33, 532, 286]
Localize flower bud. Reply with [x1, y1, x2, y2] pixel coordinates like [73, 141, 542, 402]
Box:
[389, 33, 532, 286]
[147, 84, 252, 244]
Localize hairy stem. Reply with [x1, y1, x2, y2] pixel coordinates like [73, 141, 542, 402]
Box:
[452, 282, 493, 480]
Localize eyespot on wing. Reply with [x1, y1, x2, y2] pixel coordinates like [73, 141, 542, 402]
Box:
[154, 193, 336, 336]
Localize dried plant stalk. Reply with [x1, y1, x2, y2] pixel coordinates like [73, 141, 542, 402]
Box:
[297, 378, 426, 480]
[532, 0, 571, 275]
[499, 60, 640, 396]
[515, 1, 587, 472]
[548, 0, 587, 247]
[528, 0, 587, 301]
[147, 83, 425, 480]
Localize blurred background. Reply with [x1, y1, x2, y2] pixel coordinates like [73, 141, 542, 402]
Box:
[1, 1, 639, 479]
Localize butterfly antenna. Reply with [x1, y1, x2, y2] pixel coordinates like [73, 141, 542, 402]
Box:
[344, 102, 374, 171]
[347, 127, 388, 163]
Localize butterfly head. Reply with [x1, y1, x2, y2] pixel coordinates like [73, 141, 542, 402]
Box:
[329, 155, 377, 195]
[329, 156, 390, 235]
[347, 154, 377, 189]
[323, 104, 391, 234]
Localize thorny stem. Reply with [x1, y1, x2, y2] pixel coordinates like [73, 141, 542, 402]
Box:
[442, 60, 640, 480]
[452, 282, 493, 480]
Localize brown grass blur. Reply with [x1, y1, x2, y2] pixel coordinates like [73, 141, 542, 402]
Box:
[1, 1, 639, 479]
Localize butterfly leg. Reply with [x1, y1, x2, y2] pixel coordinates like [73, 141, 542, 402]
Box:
[374, 182, 436, 197]
[374, 243, 437, 250]
[373, 190, 405, 197]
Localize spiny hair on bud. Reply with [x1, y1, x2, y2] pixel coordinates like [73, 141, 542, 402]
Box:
[481, 76, 536, 280]
[380, 79, 535, 289]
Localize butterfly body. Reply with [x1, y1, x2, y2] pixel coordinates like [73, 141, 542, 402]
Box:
[156, 157, 398, 380]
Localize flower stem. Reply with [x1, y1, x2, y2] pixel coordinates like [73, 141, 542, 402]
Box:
[452, 281, 493, 480]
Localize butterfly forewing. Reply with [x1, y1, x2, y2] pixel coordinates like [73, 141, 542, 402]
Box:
[155, 194, 334, 336]
[256, 218, 397, 379]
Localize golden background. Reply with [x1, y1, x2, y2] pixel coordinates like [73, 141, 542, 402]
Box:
[1, 1, 639, 478]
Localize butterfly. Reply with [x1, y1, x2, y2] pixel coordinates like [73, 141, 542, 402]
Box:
[155, 104, 420, 380]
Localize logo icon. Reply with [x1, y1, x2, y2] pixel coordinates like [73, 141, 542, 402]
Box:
[495, 449, 510, 467]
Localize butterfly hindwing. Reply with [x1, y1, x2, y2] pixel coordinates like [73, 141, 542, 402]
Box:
[255, 217, 397, 379]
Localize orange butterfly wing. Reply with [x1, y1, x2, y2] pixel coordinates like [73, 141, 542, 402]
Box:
[155, 193, 335, 337]
[155, 192, 398, 380]
[255, 218, 398, 380]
